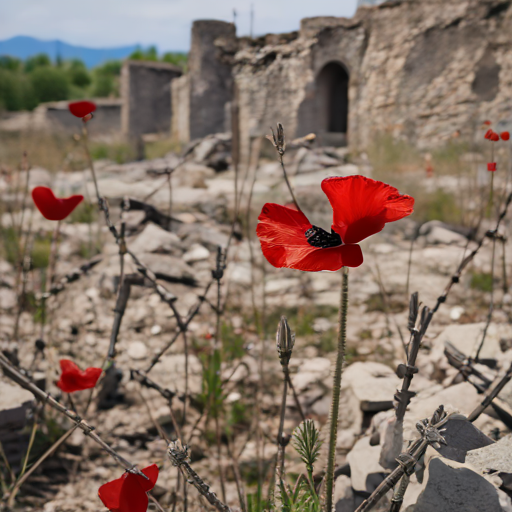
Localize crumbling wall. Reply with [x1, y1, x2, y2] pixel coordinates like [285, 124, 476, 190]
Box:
[232, 0, 512, 155]
[171, 75, 190, 143]
[43, 99, 122, 137]
[188, 20, 237, 140]
[121, 60, 182, 137]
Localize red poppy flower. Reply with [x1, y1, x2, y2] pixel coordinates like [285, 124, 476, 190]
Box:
[484, 129, 493, 140]
[68, 100, 96, 119]
[99, 464, 159, 512]
[256, 176, 414, 272]
[488, 163, 497, 172]
[56, 359, 102, 393]
[32, 186, 83, 221]
[483, 120, 492, 126]
[501, 131, 510, 141]
[491, 132, 500, 142]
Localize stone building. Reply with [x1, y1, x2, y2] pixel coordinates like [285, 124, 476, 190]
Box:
[171, 0, 512, 161]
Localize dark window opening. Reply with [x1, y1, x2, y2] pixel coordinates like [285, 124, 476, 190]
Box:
[316, 62, 349, 134]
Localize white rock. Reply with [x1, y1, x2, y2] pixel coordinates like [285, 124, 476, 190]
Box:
[129, 223, 181, 255]
[150, 324, 162, 336]
[450, 306, 465, 321]
[183, 243, 210, 263]
[0, 288, 16, 309]
[346, 436, 386, 491]
[127, 341, 148, 360]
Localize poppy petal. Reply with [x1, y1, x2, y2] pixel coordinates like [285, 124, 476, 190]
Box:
[119, 464, 159, 512]
[69, 100, 96, 118]
[321, 176, 414, 244]
[256, 203, 363, 271]
[501, 131, 510, 141]
[137, 464, 159, 492]
[289, 243, 363, 271]
[32, 186, 84, 221]
[98, 473, 126, 511]
[57, 359, 102, 393]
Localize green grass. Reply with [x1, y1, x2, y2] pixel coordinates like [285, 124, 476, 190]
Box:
[470, 271, 494, 293]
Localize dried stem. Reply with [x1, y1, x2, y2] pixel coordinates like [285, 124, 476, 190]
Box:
[168, 440, 232, 512]
[323, 267, 349, 512]
[5, 423, 80, 508]
[0, 352, 150, 481]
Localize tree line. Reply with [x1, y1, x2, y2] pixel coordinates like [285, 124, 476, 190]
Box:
[0, 47, 187, 112]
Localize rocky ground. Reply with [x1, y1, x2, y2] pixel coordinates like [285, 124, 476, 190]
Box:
[1, 134, 512, 511]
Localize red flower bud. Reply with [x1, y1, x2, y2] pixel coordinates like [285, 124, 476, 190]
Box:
[501, 131, 510, 141]
[484, 129, 493, 140]
[68, 100, 96, 119]
[488, 163, 497, 172]
[483, 120, 492, 126]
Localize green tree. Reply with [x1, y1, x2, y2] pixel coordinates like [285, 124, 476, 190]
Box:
[0, 56, 22, 72]
[24, 53, 51, 73]
[30, 67, 70, 103]
[129, 46, 158, 61]
[67, 59, 91, 87]
[162, 52, 188, 70]
[91, 60, 121, 97]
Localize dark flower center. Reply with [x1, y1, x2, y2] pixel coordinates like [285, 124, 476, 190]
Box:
[305, 225, 342, 248]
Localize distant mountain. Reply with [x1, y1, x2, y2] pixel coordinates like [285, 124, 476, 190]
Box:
[0, 36, 139, 68]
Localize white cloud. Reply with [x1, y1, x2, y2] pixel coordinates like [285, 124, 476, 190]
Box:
[0, 0, 358, 51]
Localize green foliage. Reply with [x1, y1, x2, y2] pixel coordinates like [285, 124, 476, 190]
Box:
[90, 141, 135, 163]
[31, 234, 51, 269]
[221, 321, 245, 360]
[0, 56, 22, 71]
[201, 348, 225, 419]
[91, 60, 121, 97]
[130, 46, 158, 61]
[30, 67, 70, 103]
[292, 420, 322, 475]
[67, 59, 91, 87]
[24, 53, 51, 73]
[162, 52, 188, 70]
[413, 189, 462, 225]
[1, 227, 20, 265]
[470, 271, 494, 292]
[0, 69, 36, 111]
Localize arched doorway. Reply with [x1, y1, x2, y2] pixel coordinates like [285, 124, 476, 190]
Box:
[315, 62, 349, 145]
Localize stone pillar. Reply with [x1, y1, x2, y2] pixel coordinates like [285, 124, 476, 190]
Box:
[188, 20, 236, 140]
[121, 60, 182, 138]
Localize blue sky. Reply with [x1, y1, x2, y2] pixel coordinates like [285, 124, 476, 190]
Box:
[0, 0, 359, 52]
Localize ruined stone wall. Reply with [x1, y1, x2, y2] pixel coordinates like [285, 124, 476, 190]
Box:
[171, 75, 190, 143]
[188, 20, 237, 140]
[232, 0, 512, 158]
[121, 60, 182, 137]
[38, 98, 122, 137]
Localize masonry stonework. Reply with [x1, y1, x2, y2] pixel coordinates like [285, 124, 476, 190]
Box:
[121, 60, 182, 138]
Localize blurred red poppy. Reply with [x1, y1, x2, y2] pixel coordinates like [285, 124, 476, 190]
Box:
[490, 132, 500, 141]
[484, 129, 494, 140]
[483, 120, 492, 126]
[56, 359, 102, 393]
[501, 131, 510, 141]
[68, 100, 96, 119]
[488, 163, 497, 172]
[256, 176, 414, 272]
[99, 464, 159, 512]
[32, 186, 83, 221]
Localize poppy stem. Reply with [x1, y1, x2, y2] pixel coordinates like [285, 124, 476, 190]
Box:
[279, 154, 301, 212]
[324, 267, 349, 512]
[81, 124, 101, 202]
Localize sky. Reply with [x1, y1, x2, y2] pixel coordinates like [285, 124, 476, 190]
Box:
[0, 0, 359, 52]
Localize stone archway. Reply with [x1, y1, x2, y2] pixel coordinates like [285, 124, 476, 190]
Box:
[315, 61, 349, 146]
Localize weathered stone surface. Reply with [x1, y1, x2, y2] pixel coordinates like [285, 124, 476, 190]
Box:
[129, 223, 182, 255]
[433, 416, 494, 463]
[414, 457, 502, 512]
[467, 434, 512, 474]
[346, 436, 386, 492]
